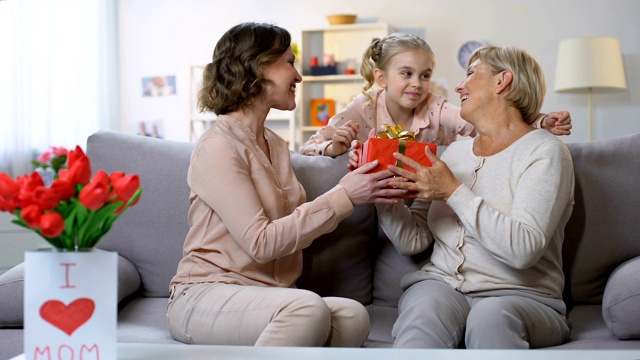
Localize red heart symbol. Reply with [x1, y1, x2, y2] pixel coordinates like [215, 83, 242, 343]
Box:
[40, 298, 95, 336]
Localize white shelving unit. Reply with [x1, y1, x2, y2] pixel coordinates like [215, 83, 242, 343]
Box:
[296, 23, 395, 150]
[189, 65, 296, 148]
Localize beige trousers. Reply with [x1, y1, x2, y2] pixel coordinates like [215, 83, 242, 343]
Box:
[167, 282, 370, 347]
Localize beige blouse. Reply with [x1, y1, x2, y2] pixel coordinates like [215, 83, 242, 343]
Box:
[170, 115, 354, 289]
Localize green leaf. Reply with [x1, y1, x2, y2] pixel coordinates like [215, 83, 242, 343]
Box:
[51, 155, 67, 174]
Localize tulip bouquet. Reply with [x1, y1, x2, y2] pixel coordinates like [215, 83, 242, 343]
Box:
[0, 146, 142, 251]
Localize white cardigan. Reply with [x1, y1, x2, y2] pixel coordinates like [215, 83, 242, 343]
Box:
[377, 129, 575, 299]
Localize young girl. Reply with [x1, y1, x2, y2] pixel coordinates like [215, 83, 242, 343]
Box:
[299, 33, 572, 157]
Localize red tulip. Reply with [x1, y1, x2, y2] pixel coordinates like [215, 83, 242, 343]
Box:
[57, 168, 70, 182]
[67, 146, 86, 168]
[49, 178, 76, 201]
[0, 197, 16, 213]
[17, 172, 44, 191]
[109, 171, 125, 184]
[67, 155, 91, 185]
[92, 169, 111, 187]
[79, 180, 109, 210]
[40, 211, 64, 238]
[16, 173, 46, 208]
[21, 204, 43, 228]
[0, 173, 19, 199]
[34, 186, 59, 210]
[113, 174, 140, 202]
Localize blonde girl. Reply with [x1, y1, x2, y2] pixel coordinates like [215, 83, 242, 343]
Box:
[299, 33, 571, 157]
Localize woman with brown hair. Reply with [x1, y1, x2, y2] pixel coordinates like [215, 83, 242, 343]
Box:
[167, 22, 403, 348]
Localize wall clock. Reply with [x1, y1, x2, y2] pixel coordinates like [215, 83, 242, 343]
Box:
[458, 40, 488, 69]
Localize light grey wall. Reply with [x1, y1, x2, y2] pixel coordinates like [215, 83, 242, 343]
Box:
[118, 0, 640, 144]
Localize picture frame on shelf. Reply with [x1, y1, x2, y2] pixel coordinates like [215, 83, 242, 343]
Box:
[310, 98, 335, 127]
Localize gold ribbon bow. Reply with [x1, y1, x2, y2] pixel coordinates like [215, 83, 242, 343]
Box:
[376, 124, 416, 168]
[376, 124, 416, 141]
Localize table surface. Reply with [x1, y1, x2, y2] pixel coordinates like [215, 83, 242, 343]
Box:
[10, 343, 640, 360]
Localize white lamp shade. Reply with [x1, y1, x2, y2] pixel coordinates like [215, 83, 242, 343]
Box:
[554, 37, 627, 93]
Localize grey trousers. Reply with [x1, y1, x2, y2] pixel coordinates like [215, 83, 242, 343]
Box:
[392, 279, 570, 349]
[167, 282, 370, 347]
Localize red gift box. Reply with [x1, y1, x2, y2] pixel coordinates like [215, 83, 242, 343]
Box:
[357, 137, 437, 173]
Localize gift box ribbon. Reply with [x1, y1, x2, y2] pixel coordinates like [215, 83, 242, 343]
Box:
[377, 124, 415, 168]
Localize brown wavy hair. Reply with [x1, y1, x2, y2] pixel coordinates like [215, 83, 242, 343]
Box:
[198, 22, 291, 115]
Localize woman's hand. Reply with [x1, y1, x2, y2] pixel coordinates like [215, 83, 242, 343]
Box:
[542, 111, 572, 136]
[340, 160, 406, 205]
[325, 120, 360, 157]
[388, 147, 461, 202]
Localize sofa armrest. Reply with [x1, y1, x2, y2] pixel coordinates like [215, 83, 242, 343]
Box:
[0, 262, 25, 327]
[602, 256, 640, 339]
[0, 253, 142, 327]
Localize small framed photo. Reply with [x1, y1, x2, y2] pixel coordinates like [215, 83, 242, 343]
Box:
[142, 75, 176, 97]
[311, 98, 335, 127]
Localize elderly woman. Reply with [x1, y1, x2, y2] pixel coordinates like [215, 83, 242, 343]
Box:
[372, 46, 575, 349]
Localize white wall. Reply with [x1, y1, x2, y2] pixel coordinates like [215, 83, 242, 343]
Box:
[118, 0, 640, 144]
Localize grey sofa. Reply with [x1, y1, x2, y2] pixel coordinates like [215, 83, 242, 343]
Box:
[2, 130, 640, 358]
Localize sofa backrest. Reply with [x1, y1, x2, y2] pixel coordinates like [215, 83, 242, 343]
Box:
[563, 132, 640, 305]
[87, 130, 640, 307]
[290, 152, 376, 304]
[87, 131, 377, 303]
[87, 131, 193, 297]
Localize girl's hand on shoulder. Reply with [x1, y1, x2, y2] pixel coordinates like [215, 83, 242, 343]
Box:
[388, 147, 461, 202]
[340, 160, 406, 205]
[543, 111, 572, 136]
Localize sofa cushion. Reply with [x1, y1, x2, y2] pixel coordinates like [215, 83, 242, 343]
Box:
[87, 131, 193, 298]
[372, 232, 430, 307]
[371, 146, 446, 307]
[563, 132, 640, 304]
[291, 152, 376, 304]
[602, 256, 640, 339]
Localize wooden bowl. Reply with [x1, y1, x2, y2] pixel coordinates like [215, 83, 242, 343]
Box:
[327, 14, 357, 25]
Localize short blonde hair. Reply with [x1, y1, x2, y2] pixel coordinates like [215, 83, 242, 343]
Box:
[468, 46, 546, 124]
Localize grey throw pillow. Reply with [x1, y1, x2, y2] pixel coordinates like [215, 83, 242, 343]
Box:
[563, 133, 640, 304]
[0, 263, 25, 327]
[602, 256, 640, 339]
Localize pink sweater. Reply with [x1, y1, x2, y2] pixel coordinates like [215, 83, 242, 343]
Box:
[299, 89, 476, 156]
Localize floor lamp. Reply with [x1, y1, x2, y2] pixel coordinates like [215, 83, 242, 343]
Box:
[554, 37, 627, 141]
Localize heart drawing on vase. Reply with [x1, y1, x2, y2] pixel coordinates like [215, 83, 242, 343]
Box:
[39, 298, 95, 336]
